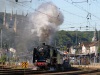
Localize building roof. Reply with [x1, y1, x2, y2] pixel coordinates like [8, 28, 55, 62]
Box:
[81, 40, 100, 47]
[89, 40, 100, 47]
[81, 42, 91, 47]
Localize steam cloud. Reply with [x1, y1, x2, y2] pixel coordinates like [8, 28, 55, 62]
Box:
[30, 2, 64, 44]
[0, 1, 64, 53]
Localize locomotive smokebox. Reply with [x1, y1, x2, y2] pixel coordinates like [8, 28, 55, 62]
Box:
[32, 43, 59, 70]
[33, 43, 50, 63]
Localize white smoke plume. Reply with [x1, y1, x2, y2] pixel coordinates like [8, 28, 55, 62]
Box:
[30, 2, 64, 44]
[0, 1, 64, 53]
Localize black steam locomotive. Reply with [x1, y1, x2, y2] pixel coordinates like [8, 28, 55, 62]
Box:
[33, 43, 57, 70]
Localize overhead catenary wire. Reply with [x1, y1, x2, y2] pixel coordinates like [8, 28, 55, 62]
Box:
[61, 25, 94, 31]
[21, 0, 99, 28]
[59, 8, 86, 18]
[42, 0, 86, 18]
[6, 0, 87, 28]
[22, 0, 86, 19]
[6, 0, 62, 21]
[71, 0, 88, 3]
[45, 0, 97, 31]
[2, 0, 98, 20]
[6, 0, 86, 20]
[5, 0, 100, 31]
[15, 0, 32, 3]
[64, 0, 100, 21]
[56, 0, 89, 30]
[41, 0, 89, 30]
[2, 8, 85, 30]
[63, 0, 100, 31]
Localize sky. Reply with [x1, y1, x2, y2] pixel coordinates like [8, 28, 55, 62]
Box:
[0, 0, 100, 31]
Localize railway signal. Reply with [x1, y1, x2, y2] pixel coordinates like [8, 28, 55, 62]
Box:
[21, 62, 28, 68]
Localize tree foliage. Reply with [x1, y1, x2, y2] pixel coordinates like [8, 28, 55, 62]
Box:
[0, 55, 6, 63]
[54, 30, 95, 47]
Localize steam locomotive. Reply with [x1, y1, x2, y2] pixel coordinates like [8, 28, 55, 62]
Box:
[33, 43, 71, 70]
[33, 43, 57, 70]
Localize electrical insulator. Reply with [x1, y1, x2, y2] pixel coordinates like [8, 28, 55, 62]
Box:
[15, 0, 18, 2]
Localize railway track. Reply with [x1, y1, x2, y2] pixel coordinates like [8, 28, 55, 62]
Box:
[0, 66, 100, 75]
[31, 69, 100, 75]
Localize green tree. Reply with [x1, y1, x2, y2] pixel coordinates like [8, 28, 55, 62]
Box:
[0, 55, 7, 64]
[98, 46, 100, 53]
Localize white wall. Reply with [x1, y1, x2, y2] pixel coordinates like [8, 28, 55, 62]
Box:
[70, 47, 76, 54]
[90, 46, 98, 55]
[82, 45, 86, 54]
[90, 46, 95, 53]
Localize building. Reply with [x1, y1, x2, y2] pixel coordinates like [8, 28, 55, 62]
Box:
[81, 28, 99, 55]
[81, 42, 91, 54]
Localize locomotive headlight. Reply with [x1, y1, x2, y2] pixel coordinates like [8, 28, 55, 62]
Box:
[35, 60, 37, 62]
[39, 48, 43, 52]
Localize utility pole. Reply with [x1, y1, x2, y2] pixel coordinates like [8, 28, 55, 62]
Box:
[1, 28, 2, 49]
[75, 29, 78, 46]
[98, 30, 100, 62]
